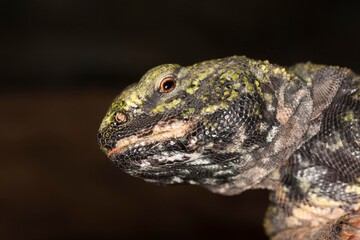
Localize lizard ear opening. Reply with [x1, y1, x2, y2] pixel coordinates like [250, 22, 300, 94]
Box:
[160, 77, 176, 93]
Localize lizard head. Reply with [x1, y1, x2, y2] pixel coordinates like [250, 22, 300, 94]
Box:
[98, 56, 279, 190]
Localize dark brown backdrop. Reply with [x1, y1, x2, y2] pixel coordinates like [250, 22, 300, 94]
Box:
[2, 1, 360, 239]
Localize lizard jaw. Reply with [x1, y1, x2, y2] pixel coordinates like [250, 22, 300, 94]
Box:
[107, 118, 196, 157]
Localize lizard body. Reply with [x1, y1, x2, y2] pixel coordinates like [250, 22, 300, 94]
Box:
[98, 56, 360, 239]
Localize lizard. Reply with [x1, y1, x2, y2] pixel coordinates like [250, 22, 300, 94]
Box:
[97, 56, 360, 239]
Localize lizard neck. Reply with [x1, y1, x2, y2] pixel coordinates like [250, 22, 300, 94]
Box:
[207, 60, 315, 195]
[207, 60, 351, 196]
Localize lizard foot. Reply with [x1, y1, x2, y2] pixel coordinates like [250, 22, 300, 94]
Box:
[334, 213, 360, 240]
[270, 212, 360, 240]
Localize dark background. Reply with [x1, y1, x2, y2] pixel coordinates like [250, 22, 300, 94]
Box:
[2, 1, 360, 240]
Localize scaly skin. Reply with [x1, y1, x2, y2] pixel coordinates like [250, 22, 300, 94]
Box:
[98, 56, 360, 239]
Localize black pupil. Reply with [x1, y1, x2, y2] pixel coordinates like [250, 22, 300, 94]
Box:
[163, 80, 174, 90]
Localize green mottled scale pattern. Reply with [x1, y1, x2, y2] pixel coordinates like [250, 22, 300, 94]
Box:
[98, 56, 360, 239]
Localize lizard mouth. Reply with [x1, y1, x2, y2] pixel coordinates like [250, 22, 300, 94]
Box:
[107, 119, 196, 157]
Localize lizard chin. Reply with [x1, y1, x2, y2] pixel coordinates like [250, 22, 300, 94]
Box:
[110, 150, 241, 186]
[109, 137, 243, 187]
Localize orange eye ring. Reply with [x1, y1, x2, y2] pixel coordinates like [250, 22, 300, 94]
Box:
[160, 77, 176, 93]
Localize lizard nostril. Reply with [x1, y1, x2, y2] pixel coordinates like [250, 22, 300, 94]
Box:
[115, 111, 127, 124]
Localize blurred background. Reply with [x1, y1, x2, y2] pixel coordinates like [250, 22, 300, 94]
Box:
[1, 1, 360, 239]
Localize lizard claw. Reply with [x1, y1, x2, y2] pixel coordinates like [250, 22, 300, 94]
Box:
[335, 213, 360, 240]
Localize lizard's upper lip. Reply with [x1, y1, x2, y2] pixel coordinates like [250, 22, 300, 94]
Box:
[107, 119, 195, 157]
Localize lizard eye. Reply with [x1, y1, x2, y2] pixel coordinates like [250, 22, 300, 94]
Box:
[160, 77, 176, 93]
[114, 111, 127, 124]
